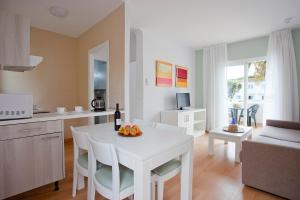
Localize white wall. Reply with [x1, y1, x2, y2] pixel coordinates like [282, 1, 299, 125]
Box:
[141, 29, 195, 122]
[130, 31, 137, 62]
[129, 29, 144, 121]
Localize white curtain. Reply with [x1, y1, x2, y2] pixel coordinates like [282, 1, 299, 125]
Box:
[203, 44, 229, 130]
[264, 29, 299, 122]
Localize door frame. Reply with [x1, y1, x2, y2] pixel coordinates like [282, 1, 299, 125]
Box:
[88, 41, 110, 124]
[227, 56, 266, 126]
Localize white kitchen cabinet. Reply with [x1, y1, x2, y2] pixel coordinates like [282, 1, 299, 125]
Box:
[0, 120, 64, 199]
[161, 108, 206, 137]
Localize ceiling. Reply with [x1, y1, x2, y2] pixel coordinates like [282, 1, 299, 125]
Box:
[128, 0, 300, 49]
[0, 0, 123, 38]
[1, 0, 300, 48]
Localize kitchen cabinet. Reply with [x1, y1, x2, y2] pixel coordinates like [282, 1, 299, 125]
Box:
[0, 120, 64, 199]
[0, 110, 124, 199]
[161, 108, 206, 137]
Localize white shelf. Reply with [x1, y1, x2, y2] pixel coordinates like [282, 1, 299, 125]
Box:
[194, 120, 205, 124]
[161, 108, 206, 137]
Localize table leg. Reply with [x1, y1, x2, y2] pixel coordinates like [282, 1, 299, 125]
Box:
[208, 135, 214, 155]
[247, 133, 252, 140]
[235, 140, 242, 163]
[134, 162, 151, 200]
[54, 181, 59, 191]
[181, 143, 193, 200]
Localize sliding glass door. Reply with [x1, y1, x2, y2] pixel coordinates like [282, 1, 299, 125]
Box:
[227, 60, 266, 127]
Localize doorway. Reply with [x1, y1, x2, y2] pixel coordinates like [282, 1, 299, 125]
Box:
[88, 41, 109, 124]
[227, 58, 266, 127]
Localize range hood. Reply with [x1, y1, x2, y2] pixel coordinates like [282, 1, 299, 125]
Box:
[1, 56, 43, 72]
[0, 12, 43, 72]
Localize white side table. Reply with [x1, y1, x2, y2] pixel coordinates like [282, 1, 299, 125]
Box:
[208, 126, 252, 162]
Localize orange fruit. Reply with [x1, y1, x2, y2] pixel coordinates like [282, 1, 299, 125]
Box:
[118, 127, 125, 133]
[124, 126, 130, 136]
[130, 127, 137, 136]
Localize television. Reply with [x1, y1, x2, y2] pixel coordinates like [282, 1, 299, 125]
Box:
[176, 93, 190, 110]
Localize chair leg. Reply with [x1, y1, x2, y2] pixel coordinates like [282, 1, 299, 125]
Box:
[151, 180, 156, 200]
[157, 181, 164, 200]
[254, 117, 257, 127]
[72, 167, 78, 197]
[128, 195, 134, 200]
[77, 174, 85, 190]
[89, 181, 95, 200]
[247, 116, 251, 126]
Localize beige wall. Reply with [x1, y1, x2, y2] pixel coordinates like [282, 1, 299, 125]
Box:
[0, 27, 78, 111]
[0, 27, 79, 138]
[77, 4, 125, 110]
[0, 4, 125, 138]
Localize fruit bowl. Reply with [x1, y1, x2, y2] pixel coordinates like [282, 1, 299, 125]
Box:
[118, 124, 142, 137]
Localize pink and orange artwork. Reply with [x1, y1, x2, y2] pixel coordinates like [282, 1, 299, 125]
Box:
[156, 60, 172, 87]
[176, 65, 188, 88]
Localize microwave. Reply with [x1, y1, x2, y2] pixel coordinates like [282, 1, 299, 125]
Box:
[0, 94, 33, 120]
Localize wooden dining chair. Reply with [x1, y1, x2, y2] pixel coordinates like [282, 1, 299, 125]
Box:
[151, 123, 187, 200]
[70, 126, 90, 198]
[88, 135, 134, 200]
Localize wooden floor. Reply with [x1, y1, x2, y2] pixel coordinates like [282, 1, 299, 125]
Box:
[8, 133, 284, 200]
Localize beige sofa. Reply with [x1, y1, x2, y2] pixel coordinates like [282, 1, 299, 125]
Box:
[241, 119, 300, 200]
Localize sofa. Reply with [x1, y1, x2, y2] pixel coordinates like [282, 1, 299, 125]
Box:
[240, 119, 300, 200]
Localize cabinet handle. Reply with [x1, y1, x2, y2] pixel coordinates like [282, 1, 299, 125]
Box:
[22, 127, 42, 132]
[42, 135, 60, 140]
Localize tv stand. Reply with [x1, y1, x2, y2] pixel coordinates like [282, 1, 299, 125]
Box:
[161, 108, 206, 137]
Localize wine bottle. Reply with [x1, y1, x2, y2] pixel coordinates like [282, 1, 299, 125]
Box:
[114, 103, 121, 131]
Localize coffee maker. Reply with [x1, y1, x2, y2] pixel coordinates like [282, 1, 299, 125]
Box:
[92, 89, 106, 112]
[91, 98, 105, 112]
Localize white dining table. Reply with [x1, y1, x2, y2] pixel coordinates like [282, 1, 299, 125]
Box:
[76, 123, 194, 200]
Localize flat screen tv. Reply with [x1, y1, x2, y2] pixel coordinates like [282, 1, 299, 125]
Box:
[176, 93, 190, 110]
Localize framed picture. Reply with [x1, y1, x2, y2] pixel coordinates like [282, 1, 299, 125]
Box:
[156, 60, 172, 87]
[176, 65, 188, 88]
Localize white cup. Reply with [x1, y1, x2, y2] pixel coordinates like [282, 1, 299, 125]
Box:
[74, 106, 83, 112]
[56, 107, 66, 114]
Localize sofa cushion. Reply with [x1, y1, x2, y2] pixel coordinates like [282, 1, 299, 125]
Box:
[259, 126, 300, 143]
[251, 135, 300, 150]
[266, 119, 300, 130]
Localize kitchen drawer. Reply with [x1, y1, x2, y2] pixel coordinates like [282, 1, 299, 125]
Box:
[0, 120, 62, 141]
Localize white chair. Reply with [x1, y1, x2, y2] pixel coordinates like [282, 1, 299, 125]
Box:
[132, 118, 155, 129]
[151, 123, 187, 200]
[88, 135, 134, 200]
[70, 126, 90, 197]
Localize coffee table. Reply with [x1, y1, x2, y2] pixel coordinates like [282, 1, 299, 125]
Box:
[208, 126, 252, 162]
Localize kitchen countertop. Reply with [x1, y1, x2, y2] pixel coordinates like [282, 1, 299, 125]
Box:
[0, 110, 124, 126]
